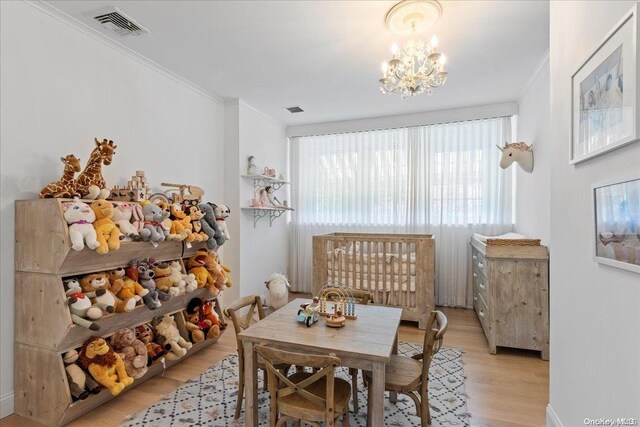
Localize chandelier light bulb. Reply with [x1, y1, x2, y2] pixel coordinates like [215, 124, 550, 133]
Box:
[391, 42, 399, 55]
[381, 61, 389, 76]
[440, 54, 446, 65]
[430, 35, 438, 48]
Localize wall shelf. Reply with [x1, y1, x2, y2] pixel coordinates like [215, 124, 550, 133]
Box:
[241, 206, 292, 227]
[241, 175, 293, 228]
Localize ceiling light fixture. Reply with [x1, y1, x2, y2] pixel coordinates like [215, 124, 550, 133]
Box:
[379, 0, 448, 98]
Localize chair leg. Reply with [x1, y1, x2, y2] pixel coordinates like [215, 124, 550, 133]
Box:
[343, 411, 350, 427]
[404, 391, 422, 417]
[422, 390, 431, 426]
[234, 373, 244, 420]
[350, 368, 359, 413]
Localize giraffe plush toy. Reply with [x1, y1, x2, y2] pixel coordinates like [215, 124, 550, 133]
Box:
[39, 154, 81, 198]
[76, 138, 117, 200]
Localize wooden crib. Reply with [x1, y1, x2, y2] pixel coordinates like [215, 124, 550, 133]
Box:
[312, 232, 435, 329]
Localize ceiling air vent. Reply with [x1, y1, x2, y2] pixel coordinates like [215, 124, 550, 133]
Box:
[87, 7, 150, 37]
[286, 106, 304, 113]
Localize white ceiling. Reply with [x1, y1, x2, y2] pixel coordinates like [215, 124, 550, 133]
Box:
[48, 0, 550, 126]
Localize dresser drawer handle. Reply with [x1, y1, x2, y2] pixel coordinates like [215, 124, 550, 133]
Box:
[473, 272, 477, 278]
[478, 310, 485, 318]
[472, 255, 477, 260]
[479, 283, 486, 290]
[473, 295, 478, 301]
[478, 262, 484, 269]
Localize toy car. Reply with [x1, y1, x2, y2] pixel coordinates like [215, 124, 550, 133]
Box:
[296, 299, 320, 327]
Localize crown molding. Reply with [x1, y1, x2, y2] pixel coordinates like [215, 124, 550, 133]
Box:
[24, 1, 224, 105]
[519, 49, 550, 100]
[224, 99, 284, 127]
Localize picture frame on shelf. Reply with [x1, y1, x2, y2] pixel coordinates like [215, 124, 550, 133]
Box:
[570, 4, 639, 164]
[592, 174, 640, 273]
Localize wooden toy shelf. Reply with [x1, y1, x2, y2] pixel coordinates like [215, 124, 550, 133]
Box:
[14, 199, 223, 426]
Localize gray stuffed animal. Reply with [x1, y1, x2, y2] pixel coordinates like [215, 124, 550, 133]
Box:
[199, 203, 225, 250]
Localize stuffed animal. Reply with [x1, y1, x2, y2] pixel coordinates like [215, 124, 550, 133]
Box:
[131, 203, 145, 235]
[265, 273, 291, 311]
[186, 253, 217, 293]
[187, 297, 222, 339]
[79, 337, 133, 396]
[169, 260, 197, 293]
[62, 198, 101, 251]
[80, 272, 136, 313]
[139, 201, 169, 243]
[40, 154, 81, 198]
[136, 259, 171, 309]
[497, 142, 534, 172]
[183, 309, 207, 343]
[153, 201, 177, 240]
[110, 327, 148, 379]
[153, 261, 183, 296]
[63, 349, 101, 401]
[64, 278, 113, 330]
[112, 202, 142, 241]
[109, 266, 148, 303]
[169, 203, 194, 243]
[183, 205, 207, 242]
[192, 248, 228, 290]
[135, 324, 165, 366]
[91, 199, 121, 254]
[212, 203, 231, 240]
[221, 262, 233, 288]
[76, 138, 116, 200]
[199, 203, 225, 250]
[154, 315, 192, 360]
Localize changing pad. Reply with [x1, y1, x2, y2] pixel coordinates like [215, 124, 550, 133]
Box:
[472, 232, 527, 243]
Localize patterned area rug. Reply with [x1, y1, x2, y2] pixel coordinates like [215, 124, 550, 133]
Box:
[121, 341, 470, 426]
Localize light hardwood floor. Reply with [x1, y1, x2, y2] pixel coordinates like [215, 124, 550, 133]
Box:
[1, 300, 548, 427]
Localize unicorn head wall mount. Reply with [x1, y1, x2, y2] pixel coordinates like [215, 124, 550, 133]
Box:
[496, 142, 534, 173]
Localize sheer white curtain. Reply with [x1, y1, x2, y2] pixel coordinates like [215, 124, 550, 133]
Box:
[289, 117, 514, 307]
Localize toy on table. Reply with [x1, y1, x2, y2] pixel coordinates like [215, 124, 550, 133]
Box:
[199, 203, 225, 249]
[78, 337, 133, 396]
[135, 324, 165, 366]
[62, 198, 101, 252]
[154, 314, 192, 360]
[110, 171, 151, 202]
[325, 305, 346, 328]
[80, 272, 136, 313]
[91, 199, 121, 254]
[40, 154, 81, 198]
[111, 327, 148, 379]
[317, 282, 358, 320]
[63, 349, 101, 401]
[64, 278, 113, 330]
[296, 297, 320, 327]
[75, 138, 116, 200]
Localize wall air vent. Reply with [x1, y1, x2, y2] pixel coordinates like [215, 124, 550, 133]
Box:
[87, 7, 150, 37]
[286, 106, 304, 113]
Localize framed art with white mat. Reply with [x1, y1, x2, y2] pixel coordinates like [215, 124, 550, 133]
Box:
[592, 174, 640, 273]
[571, 4, 639, 164]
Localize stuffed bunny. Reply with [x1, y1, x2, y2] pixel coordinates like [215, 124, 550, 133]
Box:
[112, 202, 142, 241]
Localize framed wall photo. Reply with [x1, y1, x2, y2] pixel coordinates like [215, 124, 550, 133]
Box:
[571, 4, 639, 164]
[592, 175, 640, 273]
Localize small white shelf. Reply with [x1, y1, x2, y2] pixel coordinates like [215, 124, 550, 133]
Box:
[241, 206, 293, 227]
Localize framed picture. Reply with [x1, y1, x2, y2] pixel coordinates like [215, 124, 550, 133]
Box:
[592, 175, 640, 273]
[571, 4, 639, 164]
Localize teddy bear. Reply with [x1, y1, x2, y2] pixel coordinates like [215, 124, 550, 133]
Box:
[108, 266, 148, 304]
[79, 337, 133, 396]
[168, 203, 194, 243]
[62, 198, 101, 252]
[112, 202, 143, 241]
[185, 205, 209, 242]
[65, 278, 113, 330]
[185, 253, 218, 293]
[198, 203, 225, 250]
[135, 259, 171, 309]
[183, 309, 207, 343]
[91, 199, 121, 254]
[192, 248, 228, 290]
[110, 327, 148, 379]
[63, 349, 101, 401]
[169, 260, 197, 293]
[212, 203, 231, 241]
[187, 297, 221, 340]
[154, 314, 192, 360]
[152, 261, 184, 297]
[80, 272, 136, 313]
[139, 201, 169, 243]
[135, 324, 165, 366]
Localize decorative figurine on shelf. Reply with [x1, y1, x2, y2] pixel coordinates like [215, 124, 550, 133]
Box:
[91, 199, 121, 255]
[212, 203, 231, 240]
[199, 203, 225, 250]
[154, 314, 193, 360]
[265, 273, 291, 311]
[264, 186, 284, 208]
[39, 154, 81, 198]
[257, 187, 270, 207]
[296, 297, 320, 327]
[247, 155, 258, 175]
[497, 141, 534, 173]
[78, 337, 133, 396]
[76, 138, 116, 200]
[135, 324, 165, 366]
[112, 202, 143, 241]
[263, 167, 276, 177]
[110, 327, 148, 380]
[64, 278, 113, 330]
[62, 198, 101, 251]
[63, 349, 101, 401]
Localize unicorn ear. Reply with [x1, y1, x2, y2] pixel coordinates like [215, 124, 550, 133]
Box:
[496, 145, 504, 152]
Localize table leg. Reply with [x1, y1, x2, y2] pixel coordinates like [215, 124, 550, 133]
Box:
[369, 361, 385, 426]
[389, 332, 398, 404]
[243, 341, 258, 426]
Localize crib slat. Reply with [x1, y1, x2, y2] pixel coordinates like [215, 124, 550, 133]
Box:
[374, 241, 380, 304]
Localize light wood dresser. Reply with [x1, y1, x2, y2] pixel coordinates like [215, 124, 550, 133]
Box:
[470, 234, 549, 360]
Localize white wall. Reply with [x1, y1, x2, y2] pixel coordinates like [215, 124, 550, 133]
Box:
[548, 1, 640, 426]
[224, 100, 289, 301]
[0, 1, 224, 417]
[515, 56, 551, 245]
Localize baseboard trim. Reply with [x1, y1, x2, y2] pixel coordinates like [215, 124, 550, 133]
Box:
[0, 392, 14, 419]
[546, 404, 564, 427]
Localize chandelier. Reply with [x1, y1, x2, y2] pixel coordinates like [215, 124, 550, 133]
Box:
[379, 0, 448, 98]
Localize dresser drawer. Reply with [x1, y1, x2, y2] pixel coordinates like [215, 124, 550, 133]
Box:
[473, 271, 489, 302]
[475, 293, 490, 338]
[472, 250, 488, 277]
